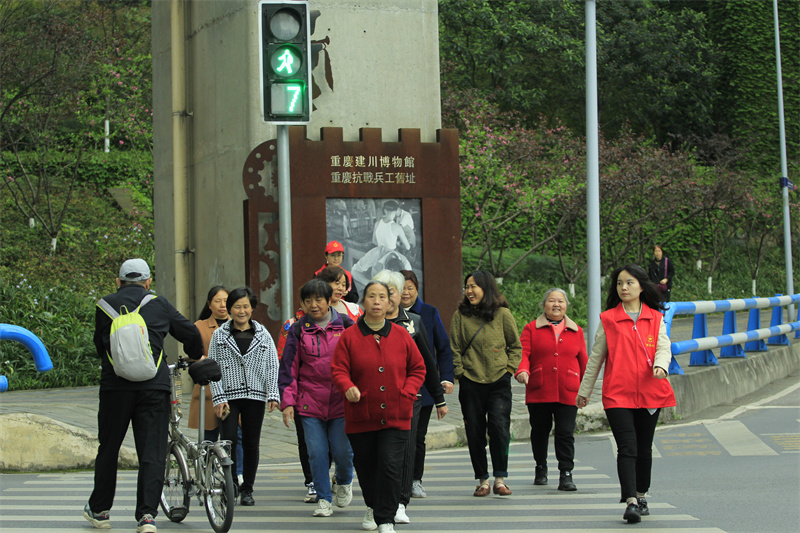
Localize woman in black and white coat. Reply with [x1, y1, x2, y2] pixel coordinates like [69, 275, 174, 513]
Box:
[209, 286, 279, 506]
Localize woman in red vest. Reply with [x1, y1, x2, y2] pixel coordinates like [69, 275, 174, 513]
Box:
[576, 264, 675, 524]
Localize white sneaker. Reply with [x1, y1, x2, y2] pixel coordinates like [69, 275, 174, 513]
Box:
[411, 479, 426, 498]
[362, 508, 377, 531]
[237, 474, 244, 485]
[377, 524, 395, 533]
[304, 483, 317, 503]
[312, 499, 333, 517]
[334, 482, 353, 508]
[394, 503, 410, 524]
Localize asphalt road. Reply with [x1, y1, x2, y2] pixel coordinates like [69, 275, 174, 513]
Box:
[1, 372, 797, 533]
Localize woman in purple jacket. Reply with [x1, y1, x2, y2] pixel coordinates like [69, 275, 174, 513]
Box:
[280, 279, 355, 518]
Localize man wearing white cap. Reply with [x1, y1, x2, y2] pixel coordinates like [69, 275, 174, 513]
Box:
[83, 258, 203, 533]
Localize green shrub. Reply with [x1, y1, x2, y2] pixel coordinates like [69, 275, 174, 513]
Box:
[0, 183, 155, 390]
[0, 278, 100, 390]
[3, 150, 153, 192]
[464, 244, 798, 332]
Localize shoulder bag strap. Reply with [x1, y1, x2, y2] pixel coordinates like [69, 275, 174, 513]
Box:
[461, 321, 488, 355]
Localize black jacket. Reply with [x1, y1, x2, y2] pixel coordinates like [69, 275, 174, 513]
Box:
[390, 308, 446, 407]
[94, 283, 203, 392]
[648, 257, 675, 291]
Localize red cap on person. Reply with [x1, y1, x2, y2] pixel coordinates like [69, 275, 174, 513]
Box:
[325, 241, 344, 254]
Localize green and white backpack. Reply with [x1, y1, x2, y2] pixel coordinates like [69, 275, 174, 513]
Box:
[97, 294, 162, 381]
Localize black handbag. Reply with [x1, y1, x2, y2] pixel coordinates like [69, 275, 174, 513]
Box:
[188, 358, 222, 385]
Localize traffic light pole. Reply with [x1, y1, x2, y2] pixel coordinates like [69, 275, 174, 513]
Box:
[277, 124, 294, 323]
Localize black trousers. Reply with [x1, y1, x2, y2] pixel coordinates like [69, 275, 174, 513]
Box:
[527, 402, 578, 472]
[399, 398, 422, 506]
[89, 389, 169, 521]
[605, 407, 661, 502]
[413, 404, 435, 481]
[294, 417, 313, 486]
[348, 429, 407, 526]
[219, 398, 266, 493]
[459, 374, 512, 479]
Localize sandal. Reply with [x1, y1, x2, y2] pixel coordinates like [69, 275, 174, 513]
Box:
[473, 481, 491, 497]
[493, 482, 512, 496]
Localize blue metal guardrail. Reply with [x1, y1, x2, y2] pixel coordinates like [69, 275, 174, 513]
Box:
[662, 294, 800, 375]
[0, 324, 53, 392]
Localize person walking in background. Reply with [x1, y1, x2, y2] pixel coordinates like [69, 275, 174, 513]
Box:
[280, 279, 355, 518]
[84, 259, 204, 533]
[188, 285, 229, 443]
[399, 269, 454, 499]
[576, 264, 676, 524]
[515, 288, 587, 491]
[331, 281, 426, 533]
[648, 245, 675, 302]
[372, 270, 447, 524]
[209, 286, 279, 507]
[315, 240, 359, 304]
[450, 270, 522, 498]
[316, 266, 363, 321]
[277, 301, 318, 503]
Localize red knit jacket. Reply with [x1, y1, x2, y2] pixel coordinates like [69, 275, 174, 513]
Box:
[600, 303, 676, 409]
[331, 318, 426, 433]
[515, 314, 587, 405]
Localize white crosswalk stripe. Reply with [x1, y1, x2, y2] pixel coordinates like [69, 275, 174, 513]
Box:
[0, 442, 729, 532]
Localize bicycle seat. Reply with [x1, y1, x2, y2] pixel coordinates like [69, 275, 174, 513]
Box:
[188, 358, 222, 385]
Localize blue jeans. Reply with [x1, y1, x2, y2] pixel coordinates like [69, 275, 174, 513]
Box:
[300, 416, 353, 503]
[236, 426, 243, 476]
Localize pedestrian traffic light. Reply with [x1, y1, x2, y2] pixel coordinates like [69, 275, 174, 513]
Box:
[259, 1, 311, 123]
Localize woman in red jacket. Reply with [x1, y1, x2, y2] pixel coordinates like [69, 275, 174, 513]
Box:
[576, 264, 675, 524]
[515, 288, 587, 491]
[331, 281, 426, 533]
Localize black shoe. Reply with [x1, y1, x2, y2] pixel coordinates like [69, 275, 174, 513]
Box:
[624, 503, 641, 523]
[637, 497, 649, 516]
[533, 465, 548, 485]
[240, 490, 255, 506]
[558, 471, 577, 491]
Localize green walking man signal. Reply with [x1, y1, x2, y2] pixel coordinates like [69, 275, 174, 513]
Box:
[259, 1, 311, 123]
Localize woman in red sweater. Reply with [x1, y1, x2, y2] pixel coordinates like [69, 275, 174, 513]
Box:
[331, 281, 426, 533]
[515, 288, 587, 491]
[576, 264, 675, 524]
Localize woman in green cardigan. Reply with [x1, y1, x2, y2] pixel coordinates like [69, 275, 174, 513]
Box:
[450, 270, 522, 497]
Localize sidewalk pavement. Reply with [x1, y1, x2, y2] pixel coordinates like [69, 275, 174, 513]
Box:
[1, 315, 799, 470]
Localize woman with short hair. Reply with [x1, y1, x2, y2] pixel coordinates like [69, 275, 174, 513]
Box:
[331, 281, 426, 533]
[398, 269, 454, 500]
[281, 279, 355, 518]
[515, 288, 587, 491]
[209, 286, 279, 507]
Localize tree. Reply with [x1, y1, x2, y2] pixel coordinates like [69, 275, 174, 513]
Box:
[706, 0, 800, 176]
[596, 2, 721, 148]
[1, 0, 152, 251]
[439, 0, 722, 149]
[741, 185, 781, 296]
[451, 89, 585, 278]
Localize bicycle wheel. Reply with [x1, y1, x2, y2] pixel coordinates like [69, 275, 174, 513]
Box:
[203, 447, 235, 533]
[160, 443, 191, 522]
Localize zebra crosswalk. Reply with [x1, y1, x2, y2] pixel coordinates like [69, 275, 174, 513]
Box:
[0, 439, 734, 533]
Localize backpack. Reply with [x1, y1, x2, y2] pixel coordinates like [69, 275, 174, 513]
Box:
[97, 294, 162, 381]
